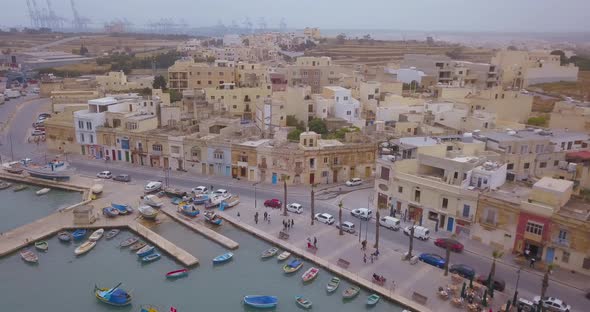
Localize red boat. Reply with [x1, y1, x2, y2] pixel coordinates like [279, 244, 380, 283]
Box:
[166, 268, 189, 279]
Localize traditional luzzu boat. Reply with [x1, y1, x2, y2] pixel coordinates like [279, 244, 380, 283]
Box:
[57, 231, 72, 242]
[94, 283, 132, 306]
[102, 206, 119, 218]
[179, 204, 200, 217]
[301, 267, 319, 283]
[71, 229, 87, 241]
[283, 259, 303, 273]
[342, 286, 360, 299]
[192, 193, 209, 205]
[138, 205, 158, 220]
[243, 295, 278, 309]
[120, 236, 139, 248]
[165, 269, 189, 279]
[212, 252, 233, 264]
[203, 211, 222, 225]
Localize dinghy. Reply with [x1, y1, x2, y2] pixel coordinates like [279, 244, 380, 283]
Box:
[74, 240, 96, 256]
[36, 188, 50, 195]
[243, 295, 278, 309]
[89, 228, 104, 241]
[212, 252, 233, 264]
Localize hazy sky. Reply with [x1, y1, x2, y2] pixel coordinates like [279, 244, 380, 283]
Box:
[1, 0, 589, 32]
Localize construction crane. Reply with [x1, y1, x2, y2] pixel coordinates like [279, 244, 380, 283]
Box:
[70, 0, 90, 30]
[26, 0, 39, 28]
[279, 18, 287, 32]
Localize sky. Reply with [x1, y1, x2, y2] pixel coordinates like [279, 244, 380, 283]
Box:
[1, 0, 589, 33]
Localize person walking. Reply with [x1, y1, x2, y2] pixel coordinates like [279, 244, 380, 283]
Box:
[524, 247, 531, 259]
[363, 253, 367, 263]
[263, 211, 268, 221]
[313, 236, 317, 248]
[370, 254, 374, 264]
[254, 214, 258, 224]
[530, 257, 536, 268]
[291, 219, 294, 227]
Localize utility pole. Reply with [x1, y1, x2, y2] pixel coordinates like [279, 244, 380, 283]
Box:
[374, 209, 380, 249]
[9, 134, 14, 161]
[310, 184, 316, 225]
[253, 182, 258, 209]
[513, 267, 521, 305]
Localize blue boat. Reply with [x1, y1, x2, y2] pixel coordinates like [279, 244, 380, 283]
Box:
[94, 283, 132, 306]
[111, 203, 131, 214]
[213, 252, 233, 264]
[71, 229, 87, 241]
[171, 197, 183, 205]
[136, 245, 155, 257]
[102, 207, 119, 217]
[142, 253, 161, 263]
[204, 211, 222, 225]
[243, 295, 278, 309]
[192, 194, 209, 205]
[180, 205, 200, 217]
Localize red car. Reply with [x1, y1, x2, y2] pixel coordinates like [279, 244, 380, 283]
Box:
[264, 198, 282, 208]
[434, 238, 464, 252]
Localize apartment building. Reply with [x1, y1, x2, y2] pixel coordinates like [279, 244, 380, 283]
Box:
[549, 100, 590, 132]
[168, 59, 237, 91]
[286, 56, 343, 93]
[95, 71, 153, 92]
[303, 27, 321, 40]
[44, 107, 80, 154]
[204, 83, 272, 119]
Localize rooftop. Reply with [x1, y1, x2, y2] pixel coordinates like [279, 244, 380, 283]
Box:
[534, 177, 573, 193]
[239, 139, 271, 147]
[398, 136, 439, 147]
[324, 86, 348, 92]
[88, 97, 118, 106]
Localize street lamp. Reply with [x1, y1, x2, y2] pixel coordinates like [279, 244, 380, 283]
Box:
[253, 182, 259, 209]
[512, 267, 521, 305]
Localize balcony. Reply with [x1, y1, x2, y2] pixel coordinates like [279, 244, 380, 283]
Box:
[552, 237, 570, 247]
[523, 231, 543, 244]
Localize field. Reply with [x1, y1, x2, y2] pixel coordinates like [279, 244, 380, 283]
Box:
[529, 71, 590, 101]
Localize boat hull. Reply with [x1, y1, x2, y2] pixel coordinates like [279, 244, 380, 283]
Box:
[243, 296, 278, 309]
[71, 229, 87, 241]
[166, 269, 189, 279]
[213, 252, 233, 264]
[74, 240, 96, 256]
[95, 287, 132, 306]
[136, 245, 155, 257]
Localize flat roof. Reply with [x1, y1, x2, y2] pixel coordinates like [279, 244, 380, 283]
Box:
[398, 136, 439, 147]
[324, 86, 348, 92]
[534, 177, 573, 193]
[88, 97, 117, 106]
[239, 139, 271, 147]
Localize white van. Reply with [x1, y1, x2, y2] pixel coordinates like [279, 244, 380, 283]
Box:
[403, 225, 430, 240]
[379, 216, 401, 231]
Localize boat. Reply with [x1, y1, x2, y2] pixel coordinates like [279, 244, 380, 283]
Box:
[130, 241, 147, 251]
[138, 205, 158, 220]
[74, 240, 97, 256]
[13, 184, 28, 192]
[342, 286, 360, 299]
[163, 187, 187, 198]
[20, 249, 38, 263]
[102, 206, 119, 218]
[91, 184, 103, 195]
[36, 188, 51, 195]
[326, 277, 341, 293]
[179, 204, 200, 217]
[192, 194, 209, 205]
[243, 295, 278, 309]
[142, 253, 161, 263]
[203, 211, 222, 225]
[57, 231, 72, 242]
[261, 247, 279, 259]
[89, 228, 104, 241]
[212, 252, 233, 264]
[140, 304, 160, 312]
[283, 259, 303, 273]
[111, 203, 131, 214]
[301, 267, 319, 283]
[3, 164, 23, 174]
[0, 181, 12, 190]
[143, 194, 163, 207]
[166, 269, 189, 279]
[105, 229, 120, 239]
[94, 283, 132, 306]
[144, 181, 163, 194]
[295, 296, 312, 309]
[23, 160, 72, 181]
[34, 241, 48, 251]
[71, 229, 87, 241]
[120, 236, 139, 247]
[171, 197, 183, 205]
[277, 251, 291, 261]
[204, 194, 230, 209]
[219, 195, 240, 211]
[136, 245, 155, 257]
[367, 294, 380, 306]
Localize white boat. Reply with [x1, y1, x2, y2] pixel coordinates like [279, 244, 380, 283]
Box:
[91, 184, 103, 195]
[74, 240, 96, 255]
[143, 194, 163, 207]
[205, 193, 231, 209]
[138, 205, 158, 220]
[221, 195, 240, 209]
[144, 181, 162, 194]
[89, 228, 104, 241]
[36, 188, 50, 195]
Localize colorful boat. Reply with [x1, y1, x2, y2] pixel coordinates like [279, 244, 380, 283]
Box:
[203, 211, 222, 225]
[243, 295, 278, 309]
[138, 205, 158, 220]
[179, 204, 200, 217]
[136, 245, 155, 257]
[342, 286, 360, 299]
[102, 206, 119, 218]
[140, 304, 160, 312]
[166, 269, 189, 279]
[367, 294, 380, 306]
[192, 194, 209, 205]
[142, 253, 161, 263]
[71, 229, 87, 241]
[35, 188, 50, 195]
[20, 249, 38, 263]
[111, 203, 131, 214]
[57, 231, 72, 242]
[261, 247, 279, 259]
[277, 251, 291, 261]
[74, 240, 96, 256]
[105, 229, 120, 239]
[171, 197, 183, 205]
[89, 228, 104, 241]
[13, 184, 28, 191]
[130, 241, 147, 251]
[0, 181, 12, 190]
[219, 195, 240, 211]
[212, 252, 233, 264]
[283, 259, 303, 273]
[120, 236, 139, 247]
[94, 283, 132, 306]
[295, 296, 312, 309]
[301, 267, 319, 283]
[326, 277, 341, 293]
[34, 241, 48, 251]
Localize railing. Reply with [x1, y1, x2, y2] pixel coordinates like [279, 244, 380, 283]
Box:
[552, 237, 570, 247]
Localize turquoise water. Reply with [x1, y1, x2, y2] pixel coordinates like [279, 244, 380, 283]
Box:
[0, 182, 82, 232]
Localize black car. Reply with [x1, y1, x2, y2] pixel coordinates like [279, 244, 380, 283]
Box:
[476, 275, 506, 292]
[449, 264, 476, 279]
[113, 174, 131, 182]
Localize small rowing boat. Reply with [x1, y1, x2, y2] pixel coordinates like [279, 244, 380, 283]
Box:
[301, 267, 319, 283]
[13, 184, 28, 192]
[212, 252, 233, 264]
[179, 204, 199, 217]
[34, 240, 48, 251]
[140, 304, 160, 312]
[243, 295, 278, 309]
[57, 231, 72, 242]
[277, 251, 291, 261]
[261, 247, 279, 259]
[94, 283, 132, 306]
[71, 229, 87, 241]
[326, 277, 341, 293]
[89, 228, 104, 241]
[141, 253, 161, 263]
[367, 294, 380, 306]
[136, 245, 155, 257]
[166, 269, 189, 279]
[283, 259, 303, 273]
[111, 203, 131, 214]
[342, 286, 360, 299]
[0, 181, 12, 190]
[129, 241, 146, 251]
[105, 229, 120, 239]
[36, 187, 50, 195]
[295, 296, 312, 309]
[75, 240, 96, 256]
[102, 206, 119, 218]
[203, 211, 222, 225]
[20, 249, 38, 263]
[120, 236, 139, 247]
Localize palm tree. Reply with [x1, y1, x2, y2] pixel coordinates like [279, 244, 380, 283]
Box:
[540, 263, 553, 310]
[281, 174, 290, 216]
[374, 209, 380, 249]
[444, 245, 451, 276]
[489, 249, 504, 281]
[407, 222, 415, 260]
[338, 200, 343, 236]
[310, 183, 317, 226]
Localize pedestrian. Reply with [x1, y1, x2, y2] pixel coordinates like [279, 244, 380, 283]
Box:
[291, 219, 294, 227]
[267, 215, 271, 224]
[313, 236, 317, 248]
[530, 257, 536, 268]
[283, 220, 286, 229]
[287, 221, 290, 230]
[363, 253, 367, 263]
[263, 211, 268, 221]
[370, 254, 374, 264]
[237, 211, 240, 218]
[210, 185, 214, 191]
[255, 215, 258, 224]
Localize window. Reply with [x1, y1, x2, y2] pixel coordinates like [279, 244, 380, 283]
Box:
[309, 158, 315, 169]
[232, 105, 237, 109]
[344, 96, 349, 101]
[414, 189, 421, 202]
[208, 80, 212, 85]
[211, 96, 215, 100]
[535, 144, 544, 153]
[442, 198, 448, 209]
[214, 151, 224, 159]
[333, 157, 339, 165]
[152, 144, 163, 152]
[80, 133, 85, 142]
[197, 80, 201, 85]
[89, 134, 94, 143]
[554, 160, 559, 166]
[380, 167, 390, 180]
[524, 163, 530, 169]
[507, 163, 514, 170]
[539, 162, 547, 168]
[78, 120, 84, 129]
[462, 204, 471, 218]
[583, 258, 590, 270]
[525, 221, 543, 236]
[453, 172, 458, 179]
[126, 122, 138, 130]
[323, 157, 328, 164]
[86, 121, 92, 130]
[520, 145, 529, 154]
[398, 186, 403, 193]
[562, 251, 570, 263]
[346, 111, 351, 115]
[558, 229, 568, 241]
[484, 207, 496, 224]
[446, 145, 453, 151]
[171, 146, 180, 154]
[322, 171, 328, 177]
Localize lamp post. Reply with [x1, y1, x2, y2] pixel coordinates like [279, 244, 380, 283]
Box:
[512, 267, 521, 305]
[253, 182, 259, 209]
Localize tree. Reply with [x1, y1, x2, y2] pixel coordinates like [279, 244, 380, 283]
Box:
[488, 249, 504, 298]
[507, 45, 519, 51]
[169, 89, 182, 102]
[550, 50, 568, 65]
[281, 174, 290, 216]
[336, 33, 347, 44]
[527, 116, 547, 127]
[308, 118, 327, 135]
[242, 38, 250, 46]
[374, 209, 380, 249]
[287, 129, 302, 141]
[444, 245, 451, 276]
[152, 75, 167, 90]
[79, 44, 88, 56]
[338, 200, 343, 236]
[406, 222, 416, 259]
[540, 264, 554, 310]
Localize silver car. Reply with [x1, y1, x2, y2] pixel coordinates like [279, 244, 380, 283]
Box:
[336, 221, 355, 233]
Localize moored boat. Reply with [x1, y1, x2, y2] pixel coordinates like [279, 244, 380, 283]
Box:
[57, 231, 72, 242]
[295, 296, 312, 309]
[34, 241, 48, 251]
[326, 277, 341, 293]
[192, 193, 209, 205]
[143, 194, 163, 207]
[35, 187, 50, 195]
[74, 240, 96, 256]
[140, 304, 160, 312]
[277, 251, 291, 261]
[0, 181, 12, 190]
[342, 286, 360, 299]
[89, 228, 104, 241]
[179, 204, 199, 217]
[204, 194, 229, 209]
[13, 184, 28, 192]
[120, 236, 139, 247]
[367, 294, 380, 306]
[20, 249, 38, 263]
[283, 259, 303, 273]
[301, 267, 319, 283]
[243, 295, 278, 309]
[219, 195, 239, 211]
[105, 229, 120, 239]
[142, 253, 161, 263]
[102, 206, 119, 218]
[138, 205, 158, 220]
[212, 252, 233, 264]
[71, 229, 87, 241]
[91, 184, 103, 195]
[94, 283, 132, 306]
[171, 197, 183, 205]
[111, 203, 131, 214]
[166, 269, 189, 279]
[163, 187, 187, 198]
[136, 245, 155, 257]
[129, 241, 147, 251]
[261, 247, 279, 259]
[203, 211, 222, 225]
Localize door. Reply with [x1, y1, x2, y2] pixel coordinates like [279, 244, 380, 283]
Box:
[111, 150, 116, 161]
[117, 150, 122, 161]
[163, 157, 169, 169]
[309, 173, 315, 184]
[333, 169, 338, 183]
[365, 166, 371, 178]
[446, 217, 454, 232]
[272, 173, 278, 184]
[545, 247, 554, 264]
[125, 151, 130, 162]
[225, 166, 231, 176]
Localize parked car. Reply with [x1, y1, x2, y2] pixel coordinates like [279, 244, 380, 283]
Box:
[264, 198, 282, 208]
[532, 296, 571, 312]
[286, 203, 303, 214]
[434, 238, 464, 252]
[345, 178, 362, 186]
[31, 129, 45, 136]
[113, 174, 131, 182]
[336, 221, 355, 233]
[418, 253, 445, 268]
[192, 186, 208, 194]
[314, 213, 335, 225]
[144, 181, 163, 194]
[516, 298, 536, 311]
[475, 275, 506, 292]
[449, 264, 475, 279]
[351, 208, 373, 220]
[379, 216, 401, 230]
[33, 121, 45, 128]
[96, 171, 112, 179]
[213, 189, 228, 195]
[403, 225, 431, 240]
